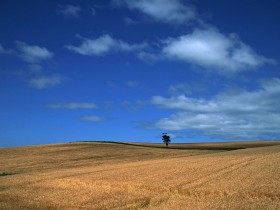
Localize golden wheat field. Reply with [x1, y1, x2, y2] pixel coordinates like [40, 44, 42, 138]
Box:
[1, 141, 280, 209]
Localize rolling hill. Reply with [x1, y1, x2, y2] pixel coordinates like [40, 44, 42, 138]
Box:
[1, 140, 280, 209]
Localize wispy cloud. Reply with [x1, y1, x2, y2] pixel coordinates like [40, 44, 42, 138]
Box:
[0, 44, 14, 55]
[1, 43, 63, 89]
[168, 84, 192, 96]
[162, 27, 275, 73]
[65, 34, 147, 56]
[150, 78, 280, 139]
[58, 5, 83, 19]
[15, 41, 54, 63]
[123, 17, 137, 25]
[125, 81, 140, 87]
[28, 75, 64, 89]
[47, 102, 97, 109]
[106, 81, 118, 88]
[81, 116, 105, 122]
[113, 0, 196, 24]
[88, 5, 101, 16]
[122, 99, 147, 112]
[137, 51, 158, 63]
[28, 64, 43, 74]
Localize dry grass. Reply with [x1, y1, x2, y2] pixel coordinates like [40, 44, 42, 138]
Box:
[1, 141, 280, 209]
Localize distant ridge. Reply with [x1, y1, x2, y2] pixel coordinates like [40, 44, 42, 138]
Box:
[75, 140, 280, 151]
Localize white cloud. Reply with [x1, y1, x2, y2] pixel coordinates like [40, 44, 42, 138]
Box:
[47, 103, 97, 109]
[151, 78, 280, 139]
[28, 75, 63, 89]
[113, 0, 196, 24]
[112, 1, 274, 73]
[81, 116, 105, 122]
[162, 28, 275, 72]
[1, 43, 63, 89]
[15, 41, 54, 63]
[58, 5, 82, 19]
[65, 34, 147, 56]
[152, 95, 217, 112]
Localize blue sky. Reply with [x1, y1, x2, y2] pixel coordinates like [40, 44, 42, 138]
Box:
[1, 0, 280, 147]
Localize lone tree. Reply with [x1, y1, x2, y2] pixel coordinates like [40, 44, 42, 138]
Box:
[162, 133, 171, 146]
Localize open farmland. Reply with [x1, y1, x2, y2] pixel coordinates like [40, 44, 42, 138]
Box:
[1, 141, 280, 209]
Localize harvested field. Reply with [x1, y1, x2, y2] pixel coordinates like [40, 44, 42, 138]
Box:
[1, 141, 280, 209]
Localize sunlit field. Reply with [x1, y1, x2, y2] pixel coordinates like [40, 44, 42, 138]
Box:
[1, 141, 280, 209]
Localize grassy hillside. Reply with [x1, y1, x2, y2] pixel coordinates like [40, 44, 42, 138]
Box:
[1, 141, 280, 209]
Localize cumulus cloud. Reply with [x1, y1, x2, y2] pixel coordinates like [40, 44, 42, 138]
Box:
[162, 28, 275, 72]
[15, 41, 54, 63]
[65, 34, 147, 56]
[81, 116, 105, 122]
[111, 1, 274, 73]
[113, 0, 196, 24]
[151, 78, 280, 139]
[28, 75, 63, 89]
[47, 102, 97, 109]
[58, 5, 82, 19]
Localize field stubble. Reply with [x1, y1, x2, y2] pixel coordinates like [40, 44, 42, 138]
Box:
[0, 141, 280, 209]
